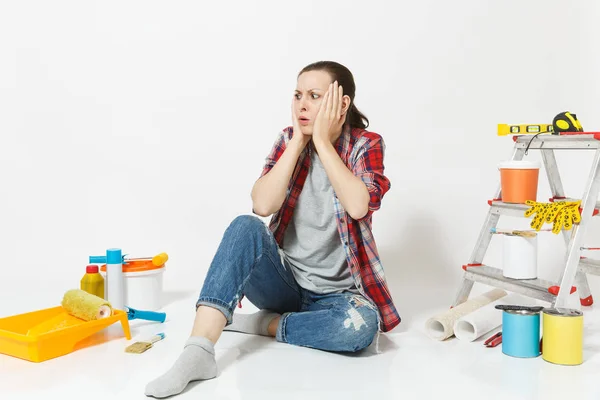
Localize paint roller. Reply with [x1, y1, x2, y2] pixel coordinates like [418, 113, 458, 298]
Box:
[26, 289, 114, 336]
[59, 289, 167, 323]
[61, 289, 113, 320]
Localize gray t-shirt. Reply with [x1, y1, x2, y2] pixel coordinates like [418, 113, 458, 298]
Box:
[281, 148, 357, 294]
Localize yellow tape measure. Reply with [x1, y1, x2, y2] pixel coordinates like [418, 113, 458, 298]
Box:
[498, 124, 554, 136]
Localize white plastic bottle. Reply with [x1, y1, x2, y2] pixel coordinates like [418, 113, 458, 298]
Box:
[106, 248, 125, 310]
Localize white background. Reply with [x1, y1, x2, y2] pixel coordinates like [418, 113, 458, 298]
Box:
[2, 0, 600, 329]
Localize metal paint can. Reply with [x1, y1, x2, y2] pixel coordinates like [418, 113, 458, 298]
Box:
[502, 309, 541, 358]
[542, 308, 583, 365]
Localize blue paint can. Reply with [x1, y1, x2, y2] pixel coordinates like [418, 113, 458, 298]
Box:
[502, 309, 541, 358]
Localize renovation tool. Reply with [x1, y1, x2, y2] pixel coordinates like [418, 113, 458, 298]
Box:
[26, 290, 113, 337]
[425, 289, 507, 341]
[90, 252, 169, 267]
[497, 112, 583, 137]
[0, 291, 131, 363]
[500, 307, 541, 358]
[125, 333, 165, 354]
[497, 124, 553, 136]
[484, 332, 502, 348]
[123, 252, 169, 266]
[502, 234, 538, 279]
[60, 289, 112, 321]
[453, 293, 527, 342]
[498, 160, 541, 204]
[80, 265, 105, 298]
[100, 259, 166, 311]
[552, 111, 583, 134]
[541, 307, 583, 365]
[126, 306, 166, 323]
[490, 228, 538, 238]
[453, 130, 600, 311]
[524, 200, 581, 234]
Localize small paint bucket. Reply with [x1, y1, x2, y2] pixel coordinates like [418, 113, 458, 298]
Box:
[542, 308, 583, 365]
[498, 160, 541, 204]
[502, 234, 537, 279]
[100, 260, 165, 311]
[501, 309, 541, 358]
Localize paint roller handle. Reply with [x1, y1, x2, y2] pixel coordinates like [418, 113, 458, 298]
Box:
[152, 252, 168, 266]
[123, 252, 169, 266]
[90, 253, 169, 266]
[126, 307, 167, 323]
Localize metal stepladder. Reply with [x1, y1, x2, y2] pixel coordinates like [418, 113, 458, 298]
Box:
[453, 132, 600, 309]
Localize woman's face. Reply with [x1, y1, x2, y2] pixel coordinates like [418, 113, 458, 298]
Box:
[293, 70, 333, 135]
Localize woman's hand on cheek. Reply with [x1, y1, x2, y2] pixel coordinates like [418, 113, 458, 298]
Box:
[312, 81, 346, 147]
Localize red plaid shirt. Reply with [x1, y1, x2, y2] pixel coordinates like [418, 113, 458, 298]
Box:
[258, 124, 400, 332]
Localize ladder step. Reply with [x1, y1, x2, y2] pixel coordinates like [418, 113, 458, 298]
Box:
[550, 197, 600, 216]
[488, 199, 600, 218]
[488, 200, 531, 217]
[463, 265, 558, 303]
[514, 133, 600, 150]
[579, 257, 600, 275]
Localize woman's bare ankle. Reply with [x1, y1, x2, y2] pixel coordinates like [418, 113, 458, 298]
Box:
[191, 305, 227, 343]
[267, 316, 280, 337]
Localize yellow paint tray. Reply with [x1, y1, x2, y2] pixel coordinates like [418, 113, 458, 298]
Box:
[0, 306, 131, 363]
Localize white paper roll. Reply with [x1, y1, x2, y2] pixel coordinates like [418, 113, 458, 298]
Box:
[425, 288, 507, 341]
[453, 294, 531, 342]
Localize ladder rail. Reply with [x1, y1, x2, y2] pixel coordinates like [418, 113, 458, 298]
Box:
[554, 148, 600, 307]
[540, 149, 566, 198]
[541, 149, 593, 303]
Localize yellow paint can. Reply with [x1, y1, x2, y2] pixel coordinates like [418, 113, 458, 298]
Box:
[542, 308, 583, 366]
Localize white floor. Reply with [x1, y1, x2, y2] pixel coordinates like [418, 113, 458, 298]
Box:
[2, 289, 600, 400]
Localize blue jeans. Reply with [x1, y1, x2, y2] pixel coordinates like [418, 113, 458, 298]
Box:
[196, 215, 379, 353]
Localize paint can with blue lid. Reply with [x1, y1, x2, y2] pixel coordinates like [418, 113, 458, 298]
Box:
[497, 305, 541, 358]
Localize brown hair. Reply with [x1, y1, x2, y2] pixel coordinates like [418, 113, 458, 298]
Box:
[298, 61, 369, 129]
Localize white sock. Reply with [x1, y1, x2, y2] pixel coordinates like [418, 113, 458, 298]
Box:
[145, 336, 217, 398]
[223, 310, 280, 336]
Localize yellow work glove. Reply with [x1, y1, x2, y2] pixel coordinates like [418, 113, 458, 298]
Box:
[524, 200, 581, 233]
[524, 200, 551, 230]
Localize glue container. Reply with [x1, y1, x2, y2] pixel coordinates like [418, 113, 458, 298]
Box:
[80, 265, 105, 299]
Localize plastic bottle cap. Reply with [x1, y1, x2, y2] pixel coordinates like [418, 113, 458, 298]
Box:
[86, 265, 99, 274]
[106, 248, 122, 264]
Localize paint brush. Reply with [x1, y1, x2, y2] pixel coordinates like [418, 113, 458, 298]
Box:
[490, 228, 543, 238]
[125, 333, 165, 354]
